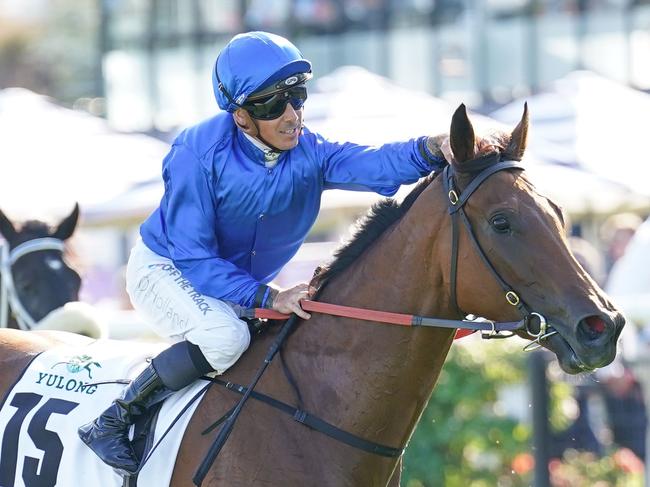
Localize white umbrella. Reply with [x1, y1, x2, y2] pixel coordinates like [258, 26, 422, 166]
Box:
[0, 88, 168, 222]
[490, 71, 650, 200]
[526, 161, 650, 216]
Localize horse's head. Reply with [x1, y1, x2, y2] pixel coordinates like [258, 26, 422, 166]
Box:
[447, 104, 624, 374]
[0, 204, 82, 328]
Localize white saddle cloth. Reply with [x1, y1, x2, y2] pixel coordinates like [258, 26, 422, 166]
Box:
[0, 339, 209, 487]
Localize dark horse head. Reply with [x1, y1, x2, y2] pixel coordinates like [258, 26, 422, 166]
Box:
[0, 204, 82, 329]
[446, 104, 624, 373]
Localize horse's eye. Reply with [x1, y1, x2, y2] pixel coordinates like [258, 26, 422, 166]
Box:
[491, 215, 510, 233]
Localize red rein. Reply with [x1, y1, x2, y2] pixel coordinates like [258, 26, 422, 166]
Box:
[254, 300, 475, 340]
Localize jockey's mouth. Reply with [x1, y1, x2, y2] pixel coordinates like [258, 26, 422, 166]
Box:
[279, 126, 300, 135]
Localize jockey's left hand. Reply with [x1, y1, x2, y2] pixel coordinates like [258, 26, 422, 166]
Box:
[268, 283, 316, 320]
[440, 132, 502, 164]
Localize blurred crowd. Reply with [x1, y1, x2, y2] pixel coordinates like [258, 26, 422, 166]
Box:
[553, 212, 649, 464]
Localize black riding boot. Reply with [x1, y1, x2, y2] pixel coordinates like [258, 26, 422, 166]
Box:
[77, 363, 172, 475]
[78, 341, 214, 475]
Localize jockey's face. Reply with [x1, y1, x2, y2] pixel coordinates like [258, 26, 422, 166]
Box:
[234, 102, 303, 151]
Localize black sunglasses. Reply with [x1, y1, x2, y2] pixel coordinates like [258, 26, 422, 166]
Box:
[243, 85, 308, 120]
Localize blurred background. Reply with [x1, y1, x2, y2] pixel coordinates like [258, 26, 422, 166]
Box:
[2, 1, 650, 485]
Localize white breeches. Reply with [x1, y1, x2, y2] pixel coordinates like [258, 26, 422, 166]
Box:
[125, 239, 251, 374]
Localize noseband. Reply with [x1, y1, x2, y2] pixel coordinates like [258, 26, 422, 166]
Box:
[443, 154, 557, 350]
[0, 237, 67, 330]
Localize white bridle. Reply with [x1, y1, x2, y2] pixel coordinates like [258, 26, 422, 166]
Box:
[0, 237, 67, 330]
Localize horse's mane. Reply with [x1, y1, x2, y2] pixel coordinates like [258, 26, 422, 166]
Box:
[316, 171, 441, 286]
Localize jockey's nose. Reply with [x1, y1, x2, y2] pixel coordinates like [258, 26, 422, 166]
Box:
[282, 102, 300, 121]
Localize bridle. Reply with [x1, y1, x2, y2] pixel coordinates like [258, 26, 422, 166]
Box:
[443, 153, 558, 350]
[0, 237, 67, 330]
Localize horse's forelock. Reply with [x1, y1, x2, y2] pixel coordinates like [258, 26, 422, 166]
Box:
[480, 128, 526, 162]
[453, 151, 501, 175]
[17, 221, 51, 241]
[453, 128, 525, 176]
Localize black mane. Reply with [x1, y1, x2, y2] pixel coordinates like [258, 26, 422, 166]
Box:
[316, 172, 440, 286]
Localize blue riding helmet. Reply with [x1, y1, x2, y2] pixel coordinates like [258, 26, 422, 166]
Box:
[213, 31, 312, 112]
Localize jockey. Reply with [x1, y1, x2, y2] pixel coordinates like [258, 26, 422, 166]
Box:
[78, 31, 448, 475]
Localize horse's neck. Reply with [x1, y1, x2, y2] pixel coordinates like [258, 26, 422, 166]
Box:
[288, 183, 456, 458]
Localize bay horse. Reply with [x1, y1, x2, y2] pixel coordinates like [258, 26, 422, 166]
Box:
[0, 105, 623, 486]
[0, 204, 101, 337]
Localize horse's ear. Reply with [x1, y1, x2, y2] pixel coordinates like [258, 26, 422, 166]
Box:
[450, 103, 476, 163]
[505, 102, 529, 161]
[52, 203, 80, 241]
[0, 209, 17, 243]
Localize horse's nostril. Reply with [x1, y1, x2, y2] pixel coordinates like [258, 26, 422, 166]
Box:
[585, 316, 606, 334]
[579, 315, 607, 341]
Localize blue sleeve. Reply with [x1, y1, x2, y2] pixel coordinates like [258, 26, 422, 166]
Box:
[162, 144, 261, 307]
[314, 134, 446, 196]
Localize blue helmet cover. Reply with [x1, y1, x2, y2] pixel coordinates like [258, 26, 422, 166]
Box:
[213, 31, 312, 112]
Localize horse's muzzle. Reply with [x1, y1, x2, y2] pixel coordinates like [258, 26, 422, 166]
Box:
[561, 311, 625, 372]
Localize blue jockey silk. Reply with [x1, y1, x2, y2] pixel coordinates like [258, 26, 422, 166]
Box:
[141, 112, 443, 307]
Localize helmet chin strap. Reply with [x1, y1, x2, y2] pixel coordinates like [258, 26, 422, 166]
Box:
[235, 110, 303, 154]
[245, 119, 304, 155]
[249, 118, 285, 153]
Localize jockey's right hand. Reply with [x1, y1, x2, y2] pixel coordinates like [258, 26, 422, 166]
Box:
[270, 283, 315, 320]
